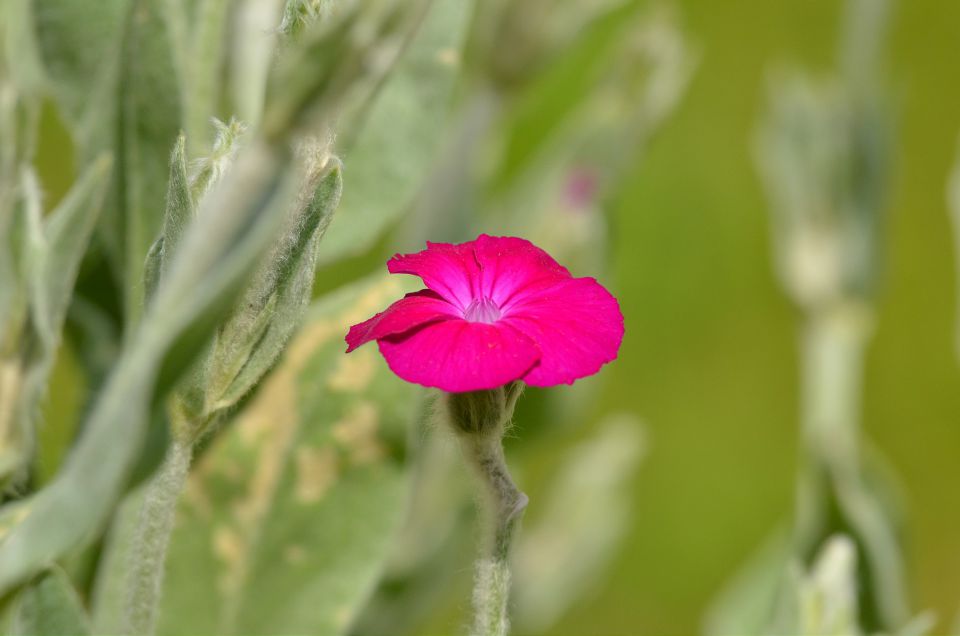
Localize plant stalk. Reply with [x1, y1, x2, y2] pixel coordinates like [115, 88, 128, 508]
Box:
[446, 384, 528, 636]
[460, 430, 527, 636]
[123, 436, 192, 636]
[795, 303, 868, 553]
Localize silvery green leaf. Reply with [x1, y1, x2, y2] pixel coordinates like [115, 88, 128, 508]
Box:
[201, 291, 278, 415]
[767, 535, 861, 636]
[0, 142, 296, 596]
[0, 167, 39, 354]
[0, 170, 42, 485]
[190, 118, 247, 204]
[115, 0, 184, 324]
[29, 154, 112, 352]
[0, 155, 110, 485]
[148, 143, 294, 403]
[11, 566, 91, 636]
[210, 159, 343, 411]
[33, 0, 183, 323]
[156, 274, 419, 636]
[260, 5, 361, 139]
[158, 134, 193, 278]
[703, 529, 792, 636]
[279, 0, 329, 39]
[513, 416, 645, 633]
[227, 0, 284, 126]
[182, 0, 234, 148]
[30, 0, 128, 131]
[317, 0, 470, 264]
[261, 0, 426, 142]
[143, 237, 164, 307]
[89, 485, 147, 634]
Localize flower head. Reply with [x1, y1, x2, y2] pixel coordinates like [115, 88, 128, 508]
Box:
[345, 235, 624, 392]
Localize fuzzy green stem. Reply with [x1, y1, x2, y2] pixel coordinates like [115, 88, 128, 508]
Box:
[461, 431, 527, 636]
[446, 385, 527, 636]
[123, 437, 192, 636]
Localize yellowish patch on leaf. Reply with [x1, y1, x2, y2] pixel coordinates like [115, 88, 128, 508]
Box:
[213, 525, 245, 596]
[334, 605, 354, 630]
[327, 347, 376, 392]
[294, 446, 339, 504]
[0, 504, 30, 542]
[332, 401, 386, 465]
[284, 544, 308, 565]
[436, 47, 460, 67]
[339, 277, 406, 329]
[184, 275, 407, 608]
[0, 362, 23, 464]
[182, 478, 214, 519]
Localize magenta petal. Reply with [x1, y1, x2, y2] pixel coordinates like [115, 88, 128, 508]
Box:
[378, 320, 540, 392]
[345, 290, 458, 353]
[473, 235, 571, 306]
[388, 242, 481, 310]
[502, 277, 624, 386]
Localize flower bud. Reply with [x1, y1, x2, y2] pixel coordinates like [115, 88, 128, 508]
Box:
[443, 382, 523, 437]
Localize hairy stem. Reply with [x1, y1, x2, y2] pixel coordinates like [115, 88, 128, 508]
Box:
[123, 437, 192, 636]
[458, 425, 527, 636]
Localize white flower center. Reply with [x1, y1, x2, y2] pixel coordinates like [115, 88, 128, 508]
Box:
[463, 296, 501, 324]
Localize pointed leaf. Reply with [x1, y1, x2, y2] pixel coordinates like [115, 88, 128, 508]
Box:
[30, 0, 128, 130]
[143, 236, 164, 307]
[183, 0, 234, 147]
[117, 0, 185, 324]
[157, 275, 419, 635]
[158, 134, 193, 278]
[30, 154, 112, 349]
[212, 160, 343, 410]
[33, 0, 183, 323]
[317, 0, 471, 264]
[11, 567, 91, 636]
[0, 143, 296, 596]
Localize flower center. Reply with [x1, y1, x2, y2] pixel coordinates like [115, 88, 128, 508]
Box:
[463, 296, 502, 324]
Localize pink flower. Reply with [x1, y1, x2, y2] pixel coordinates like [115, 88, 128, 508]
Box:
[345, 235, 624, 393]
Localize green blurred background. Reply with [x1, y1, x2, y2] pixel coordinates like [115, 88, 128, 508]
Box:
[33, 1, 960, 634]
[580, 1, 960, 633]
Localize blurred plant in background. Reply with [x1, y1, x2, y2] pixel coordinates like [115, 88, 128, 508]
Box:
[706, 1, 937, 635]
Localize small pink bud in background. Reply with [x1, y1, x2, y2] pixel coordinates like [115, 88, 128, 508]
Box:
[563, 166, 600, 211]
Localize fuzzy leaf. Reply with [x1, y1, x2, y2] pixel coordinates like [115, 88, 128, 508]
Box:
[0, 143, 296, 596]
[143, 236, 164, 307]
[182, 0, 234, 148]
[11, 567, 91, 636]
[155, 275, 418, 636]
[33, 0, 183, 323]
[158, 134, 193, 278]
[211, 160, 344, 410]
[0, 156, 111, 485]
[317, 0, 470, 264]
[30, 0, 128, 131]
[262, 1, 427, 143]
[0, 169, 39, 356]
[115, 0, 184, 324]
[189, 118, 247, 204]
[29, 154, 112, 351]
